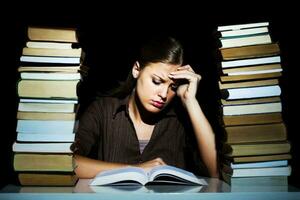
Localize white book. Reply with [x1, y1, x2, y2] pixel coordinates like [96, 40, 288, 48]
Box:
[227, 68, 282, 76]
[18, 65, 81, 73]
[20, 72, 81, 80]
[18, 102, 76, 113]
[16, 120, 76, 134]
[19, 98, 78, 104]
[20, 56, 81, 64]
[230, 160, 288, 169]
[220, 34, 272, 48]
[74, 179, 204, 193]
[218, 22, 269, 31]
[22, 47, 83, 57]
[230, 166, 291, 177]
[221, 85, 281, 100]
[222, 64, 282, 76]
[12, 142, 73, 153]
[89, 165, 207, 186]
[220, 27, 269, 38]
[17, 133, 75, 142]
[218, 79, 279, 90]
[221, 56, 281, 68]
[26, 41, 73, 49]
[223, 102, 282, 115]
[77, 179, 152, 193]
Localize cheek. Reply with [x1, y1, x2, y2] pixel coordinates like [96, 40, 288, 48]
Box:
[141, 75, 153, 86]
[137, 79, 152, 97]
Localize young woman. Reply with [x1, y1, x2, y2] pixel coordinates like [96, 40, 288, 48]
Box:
[71, 36, 219, 178]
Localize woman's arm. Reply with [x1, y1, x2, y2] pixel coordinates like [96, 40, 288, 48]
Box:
[73, 155, 128, 178]
[74, 155, 166, 178]
[169, 65, 219, 177]
[183, 99, 219, 177]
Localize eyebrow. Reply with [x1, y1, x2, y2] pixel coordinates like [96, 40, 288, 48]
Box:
[153, 74, 167, 82]
[153, 74, 175, 84]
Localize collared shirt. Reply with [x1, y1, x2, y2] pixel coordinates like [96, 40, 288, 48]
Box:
[71, 96, 188, 169]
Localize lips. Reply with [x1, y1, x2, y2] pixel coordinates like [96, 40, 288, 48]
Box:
[151, 100, 165, 109]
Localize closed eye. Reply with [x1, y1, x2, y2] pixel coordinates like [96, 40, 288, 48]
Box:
[152, 79, 162, 85]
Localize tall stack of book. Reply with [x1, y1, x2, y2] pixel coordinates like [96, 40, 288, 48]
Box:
[215, 22, 292, 190]
[13, 26, 87, 186]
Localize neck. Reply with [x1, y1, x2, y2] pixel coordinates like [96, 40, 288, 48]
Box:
[128, 91, 156, 125]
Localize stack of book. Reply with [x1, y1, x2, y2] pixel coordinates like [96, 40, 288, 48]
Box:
[215, 22, 291, 190]
[13, 26, 88, 186]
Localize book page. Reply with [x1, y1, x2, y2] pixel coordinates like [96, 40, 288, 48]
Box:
[148, 165, 207, 185]
[89, 167, 149, 186]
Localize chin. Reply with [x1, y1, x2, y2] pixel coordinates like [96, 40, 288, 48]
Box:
[146, 105, 164, 113]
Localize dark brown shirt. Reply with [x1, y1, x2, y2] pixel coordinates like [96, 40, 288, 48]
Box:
[71, 96, 188, 169]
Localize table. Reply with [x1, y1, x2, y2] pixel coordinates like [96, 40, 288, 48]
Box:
[1, 178, 300, 200]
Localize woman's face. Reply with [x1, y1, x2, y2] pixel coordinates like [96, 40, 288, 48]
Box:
[134, 62, 180, 113]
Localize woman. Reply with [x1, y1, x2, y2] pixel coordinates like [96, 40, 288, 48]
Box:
[71, 36, 219, 178]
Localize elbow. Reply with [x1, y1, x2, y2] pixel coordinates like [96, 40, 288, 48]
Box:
[73, 154, 97, 179]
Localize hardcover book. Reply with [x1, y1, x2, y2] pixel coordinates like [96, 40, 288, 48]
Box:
[221, 64, 282, 76]
[223, 122, 287, 144]
[221, 56, 281, 69]
[218, 22, 269, 31]
[13, 153, 74, 172]
[27, 26, 78, 43]
[222, 165, 291, 177]
[221, 112, 283, 126]
[220, 85, 281, 100]
[220, 43, 280, 60]
[18, 173, 78, 186]
[222, 141, 291, 157]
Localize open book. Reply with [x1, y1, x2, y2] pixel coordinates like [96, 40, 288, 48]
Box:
[74, 179, 204, 193]
[89, 165, 207, 186]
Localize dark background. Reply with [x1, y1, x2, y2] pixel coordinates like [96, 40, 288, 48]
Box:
[1, 3, 299, 188]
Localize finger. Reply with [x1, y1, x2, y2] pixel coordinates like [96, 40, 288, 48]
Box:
[169, 71, 201, 82]
[176, 65, 195, 72]
[171, 69, 198, 76]
[154, 157, 166, 165]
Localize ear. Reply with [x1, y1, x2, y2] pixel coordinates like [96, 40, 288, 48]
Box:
[132, 61, 141, 78]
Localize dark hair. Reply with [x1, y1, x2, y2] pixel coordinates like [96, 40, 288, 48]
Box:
[108, 36, 183, 98]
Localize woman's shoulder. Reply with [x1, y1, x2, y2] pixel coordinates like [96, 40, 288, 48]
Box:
[92, 96, 121, 105]
[95, 96, 120, 102]
[89, 96, 127, 110]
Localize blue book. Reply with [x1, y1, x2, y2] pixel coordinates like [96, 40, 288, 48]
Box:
[16, 119, 76, 134]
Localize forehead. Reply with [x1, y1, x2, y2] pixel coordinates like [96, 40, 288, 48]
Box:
[144, 62, 180, 75]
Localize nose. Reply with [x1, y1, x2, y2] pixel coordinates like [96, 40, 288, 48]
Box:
[158, 85, 168, 101]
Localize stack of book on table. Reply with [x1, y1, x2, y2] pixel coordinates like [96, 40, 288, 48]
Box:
[13, 26, 89, 186]
[215, 22, 291, 190]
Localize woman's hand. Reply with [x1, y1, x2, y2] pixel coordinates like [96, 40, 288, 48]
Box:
[168, 65, 201, 106]
[133, 157, 166, 171]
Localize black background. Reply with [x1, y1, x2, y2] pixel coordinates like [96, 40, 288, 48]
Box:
[1, 3, 299, 188]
